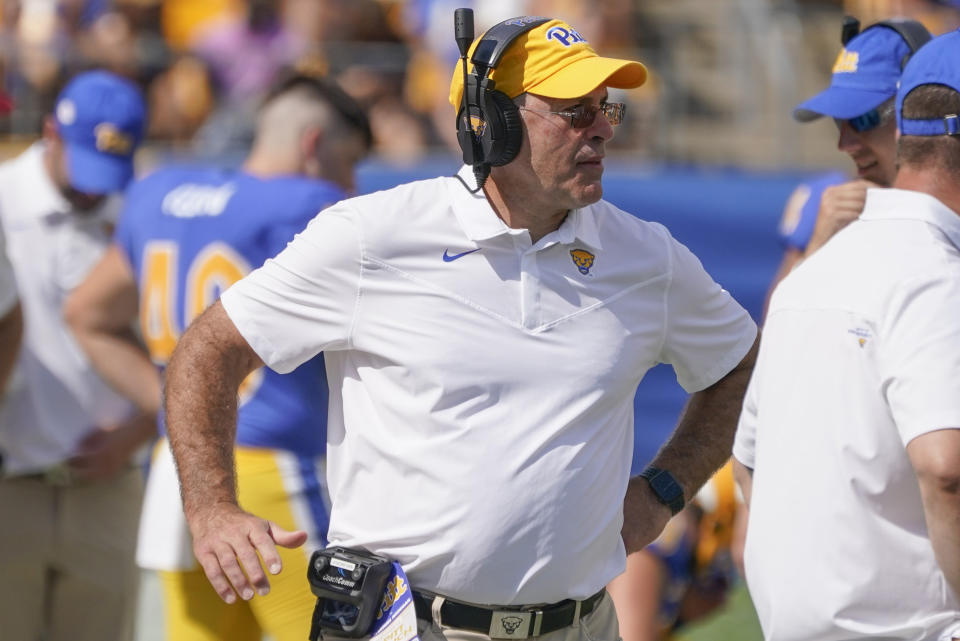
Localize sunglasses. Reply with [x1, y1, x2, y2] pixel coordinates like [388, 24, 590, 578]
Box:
[834, 108, 881, 133]
[520, 101, 626, 129]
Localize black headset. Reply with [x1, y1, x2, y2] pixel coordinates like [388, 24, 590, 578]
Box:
[841, 16, 932, 68]
[454, 10, 549, 191]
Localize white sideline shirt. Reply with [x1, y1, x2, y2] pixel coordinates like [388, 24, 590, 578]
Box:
[222, 166, 757, 605]
[734, 188, 960, 641]
[0, 144, 132, 474]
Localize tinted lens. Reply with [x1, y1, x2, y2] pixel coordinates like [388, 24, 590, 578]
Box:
[570, 104, 598, 128]
[848, 108, 881, 132]
[570, 102, 626, 128]
[601, 102, 626, 126]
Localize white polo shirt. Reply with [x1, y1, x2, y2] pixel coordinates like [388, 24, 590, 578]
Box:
[734, 188, 960, 640]
[0, 222, 16, 317]
[222, 165, 756, 606]
[0, 143, 132, 474]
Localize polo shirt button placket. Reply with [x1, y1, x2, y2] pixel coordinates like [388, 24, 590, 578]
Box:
[520, 249, 541, 331]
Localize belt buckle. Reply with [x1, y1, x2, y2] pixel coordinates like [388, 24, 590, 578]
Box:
[488, 610, 540, 639]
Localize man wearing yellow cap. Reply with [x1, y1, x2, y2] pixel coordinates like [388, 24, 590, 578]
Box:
[160, 14, 758, 641]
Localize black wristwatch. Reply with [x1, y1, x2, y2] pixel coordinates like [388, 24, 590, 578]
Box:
[639, 467, 685, 515]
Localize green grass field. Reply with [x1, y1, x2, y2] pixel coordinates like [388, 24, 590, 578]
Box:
[676, 583, 763, 641]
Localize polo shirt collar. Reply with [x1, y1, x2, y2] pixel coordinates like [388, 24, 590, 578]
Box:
[450, 165, 508, 242]
[861, 187, 960, 250]
[449, 164, 604, 251]
[27, 143, 73, 220]
[567, 204, 603, 252]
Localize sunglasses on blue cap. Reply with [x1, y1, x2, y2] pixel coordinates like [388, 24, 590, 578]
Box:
[834, 108, 882, 133]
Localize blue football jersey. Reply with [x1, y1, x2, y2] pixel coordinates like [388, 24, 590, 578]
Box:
[115, 165, 345, 455]
[777, 171, 847, 251]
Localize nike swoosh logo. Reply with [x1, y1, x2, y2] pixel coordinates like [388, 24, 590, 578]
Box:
[442, 248, 481, 262]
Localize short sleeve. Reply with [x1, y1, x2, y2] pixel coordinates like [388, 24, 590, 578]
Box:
[220, 204, 363, 374]
[0, 223, 17, 316]
[878, 273, 960, 445]
[659, 235, 757, 392]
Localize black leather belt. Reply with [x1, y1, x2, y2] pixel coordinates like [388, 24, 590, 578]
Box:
[412, 589, 605, 639]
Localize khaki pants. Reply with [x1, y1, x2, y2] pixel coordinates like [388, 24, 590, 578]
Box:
[0, 467, 143, 641]
[322, 591, 620, 641]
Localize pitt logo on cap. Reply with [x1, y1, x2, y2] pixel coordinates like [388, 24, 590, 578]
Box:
[832, 49, 859, 73]
[570, 249, 595, 275]
[94, 123, 133, 156]
[546, 25, 587, 47]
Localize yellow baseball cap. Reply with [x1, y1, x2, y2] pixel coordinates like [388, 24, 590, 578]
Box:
[449, 18, 647, 109]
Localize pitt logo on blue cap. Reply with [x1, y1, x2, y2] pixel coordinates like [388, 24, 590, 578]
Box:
[570, 248, 595, 275]
[832, 49, 859, 73]
[94, 123, 134, 156]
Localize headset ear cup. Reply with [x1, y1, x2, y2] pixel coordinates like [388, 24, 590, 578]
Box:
[486, 90, 524, 167]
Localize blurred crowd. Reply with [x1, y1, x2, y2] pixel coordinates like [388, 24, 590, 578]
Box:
[1, 0, 960, 167]
[0, 0, 652, 164]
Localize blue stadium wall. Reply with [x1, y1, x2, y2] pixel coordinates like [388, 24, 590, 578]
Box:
[357, 158, 814, 473]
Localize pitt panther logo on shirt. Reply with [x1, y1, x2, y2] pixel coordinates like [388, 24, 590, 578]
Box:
[570, 249, 595, 275]
[832, 49, 859, 73]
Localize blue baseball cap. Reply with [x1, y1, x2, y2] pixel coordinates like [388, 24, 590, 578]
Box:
[897, 29, 960, 136]
[794, 24, 915, 122]
[53, 70, 146, 195]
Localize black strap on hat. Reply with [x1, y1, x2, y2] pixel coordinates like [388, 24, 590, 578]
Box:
[841, 15, 932, 69]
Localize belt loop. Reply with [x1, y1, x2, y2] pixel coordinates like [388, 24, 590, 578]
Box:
[572, 599, 582, 627]
[431, 595, 446, 629]
[531, 610, 543, 637]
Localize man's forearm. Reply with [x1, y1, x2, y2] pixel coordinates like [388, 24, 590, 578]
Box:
[0, 302, 22, 394]
[63, 245, 161, 414]
[650, 337, 757, 497]
[74, 325, 162, 414]
[923, 483, 960, 598]
[624, 336, 758, 554]
[907, 428, 960, 598]
[165, 303, 260, 519]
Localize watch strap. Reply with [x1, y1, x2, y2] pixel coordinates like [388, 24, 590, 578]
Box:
[639, 466, 685, 515]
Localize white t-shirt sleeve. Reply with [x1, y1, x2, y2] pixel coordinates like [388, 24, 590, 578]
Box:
[659, 233, 758, 392]
[220, 206, 362, 374]
[878, 272, 960, 445]
[0, 223, 17, 316]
